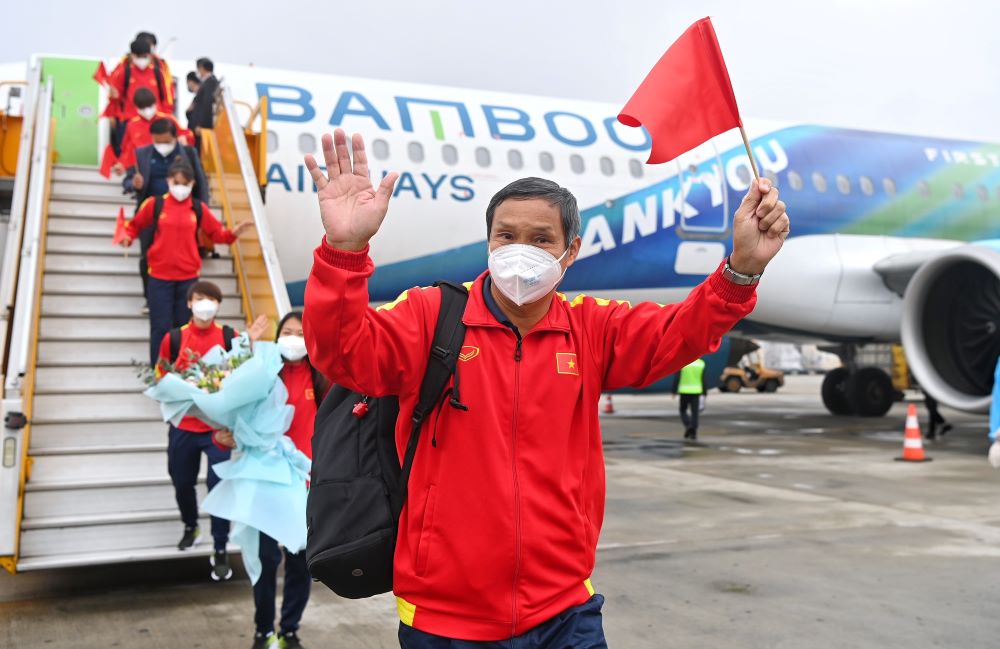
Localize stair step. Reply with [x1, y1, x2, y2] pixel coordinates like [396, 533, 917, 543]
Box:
[34, 365, 147, 395]
[32, 393, 160, 425]
[37, 340, 149, 367]
[45, 233, 232, 258]
[48, 200, 132, 220]
[30, 450, 172, 486]
[18, 517, 221, 559]
[43, 273, 238, 297]
[52, 165, 117, 184]
[45, 252, 234, 276]
[24, 481, 204, 519]
[40, 294, 243, 318]
[39, 316, 245, 342]
[50, 181, 131, 201]
[15, 541, 234, 571]
[30, 419, 168, 453]
[48, 216, 122, 236]
[23, 508, 186, 530]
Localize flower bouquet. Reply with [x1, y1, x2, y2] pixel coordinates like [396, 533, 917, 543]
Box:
[142, 333, 310, 584]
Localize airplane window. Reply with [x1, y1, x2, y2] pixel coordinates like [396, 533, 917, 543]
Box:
[812, 172, 827, 193]
[859, 176, 874, 196]
[882, 177, 896, 196]
[570, 154, 585, 175]
[764, 170, 779, 187]
[600, 156, 614, 176]
[836, 174, 851, 195]
[442, 144, 458, 165]
[298, 133, 316, 154]
[978, 184, 989, 202]
[917, 180, 930, 197]
[540, 152, 555, 172]
[372, 139, 389, 160]
[266, 130, 278, 154]
[787, 170, 803, 191]
[475, 147, 491, 168]
[508, 149, 524, 170]
[408, 142, 425, 163]
[629, 159, 644, 178]
[953, 183, 965, 199]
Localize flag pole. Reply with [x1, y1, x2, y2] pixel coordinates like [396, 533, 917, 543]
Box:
[739, 125, 759, 180]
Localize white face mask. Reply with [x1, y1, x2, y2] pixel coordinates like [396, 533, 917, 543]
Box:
[277, 335, 308, 362]
[169, 183, 193, 201]
[191, 299, 219, 321]
[138, 106, 157, 120]
[488, 243, 569, 306]
[133, 56, 151, 70]
[153, 142, 175, 157]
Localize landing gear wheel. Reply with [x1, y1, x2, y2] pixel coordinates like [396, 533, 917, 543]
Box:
[847, 367, 894, 417]
[821, 367, 852, 415]
[724, 376, 743, 393]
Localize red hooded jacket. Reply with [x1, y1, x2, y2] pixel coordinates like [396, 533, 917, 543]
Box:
[303, 239, 756, 641]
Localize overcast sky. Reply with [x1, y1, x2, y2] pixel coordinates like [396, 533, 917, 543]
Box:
[5, 0, 999, 142]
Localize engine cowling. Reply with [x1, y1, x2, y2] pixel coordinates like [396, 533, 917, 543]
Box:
[901, 243, 1000, 414]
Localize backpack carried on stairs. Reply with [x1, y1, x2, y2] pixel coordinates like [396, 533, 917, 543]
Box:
[306, 281, 469, 599]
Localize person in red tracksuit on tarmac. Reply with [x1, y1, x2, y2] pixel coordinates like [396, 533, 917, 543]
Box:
[300, 130, 791, 648]
[119, 158, 254, 366]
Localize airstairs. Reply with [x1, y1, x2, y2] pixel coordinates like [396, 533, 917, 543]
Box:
[0, 62, 288, 573]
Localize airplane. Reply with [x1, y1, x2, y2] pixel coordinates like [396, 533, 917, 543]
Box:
[2, 57, 998, 420]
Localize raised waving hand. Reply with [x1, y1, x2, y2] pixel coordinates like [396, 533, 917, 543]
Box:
[304, 129, 399, 252]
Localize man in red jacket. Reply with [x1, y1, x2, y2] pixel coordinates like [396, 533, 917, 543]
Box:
[302, 129, 789, 647]
[112, 89, 191, 173]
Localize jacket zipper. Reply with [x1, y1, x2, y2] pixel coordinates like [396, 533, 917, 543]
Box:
[510, 335, 523, 637]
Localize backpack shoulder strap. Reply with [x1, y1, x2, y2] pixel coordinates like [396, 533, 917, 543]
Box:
[222, 325, 235, 351]
[191, 198, 203, 224]
[169, 327, 183, 363]
[395, 281, 469, 517]
[150, 194, 165, 244]
[121, 62, 131, 110]
[153, 57, 165, 101]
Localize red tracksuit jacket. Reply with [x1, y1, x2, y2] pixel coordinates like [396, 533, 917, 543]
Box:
[303, 240, 756, 641]
[117, 112, 192, 168]
[108, 57, 175, 119]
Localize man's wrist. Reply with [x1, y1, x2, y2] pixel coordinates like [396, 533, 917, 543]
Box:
[324, 235, 369, 252]
[727, 254, 766, 277]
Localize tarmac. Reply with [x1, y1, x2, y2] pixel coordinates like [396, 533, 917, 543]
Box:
[3, 375, 999, 649]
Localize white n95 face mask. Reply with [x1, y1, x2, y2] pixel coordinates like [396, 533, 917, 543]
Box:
[488, 243, 569, 306]
[138, 106, 157, 120]
[277, 335, 308, 362]
[133, 56, 151, 70]
[191, 299, 219, 321]
[153, 142, 175, 157]
[169, 183, 193, 201]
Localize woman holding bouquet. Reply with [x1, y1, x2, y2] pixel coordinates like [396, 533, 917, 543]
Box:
[119, 158, 256, 365]
[215, 311, 328, 649]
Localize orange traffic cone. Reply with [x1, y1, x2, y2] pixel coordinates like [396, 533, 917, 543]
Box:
[602, 394, 615, 414]
[895, 403, 932, 462]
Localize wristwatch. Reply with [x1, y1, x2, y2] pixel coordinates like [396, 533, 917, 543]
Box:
[722, 258, 762, 286]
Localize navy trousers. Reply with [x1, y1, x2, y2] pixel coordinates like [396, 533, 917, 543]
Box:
[398, 595, 608, 649]
[679, 394, 700, 432]
[148, 276, 197, 365]
[167, 425, 230, 551]
[253, 532, 312, 635]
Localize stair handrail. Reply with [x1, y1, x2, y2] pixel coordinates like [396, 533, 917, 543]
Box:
[0, 62, 41, 393]
[0, 75, 53, 572]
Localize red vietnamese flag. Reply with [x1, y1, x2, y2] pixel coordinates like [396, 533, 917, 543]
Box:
[618, 17, 742, 164]
[98, 145, 118, 178]
[111, 207, 127, 246]
[92, 61, 109, 86]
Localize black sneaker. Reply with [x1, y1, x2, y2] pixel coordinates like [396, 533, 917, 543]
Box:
[940, 424, 953, 437]
[177, 525, 200, 550]
[210, 550, 233, 581]
[251, 631, 276, 649]
[684, 428, 697, 440]
[277, 632, 305, 649]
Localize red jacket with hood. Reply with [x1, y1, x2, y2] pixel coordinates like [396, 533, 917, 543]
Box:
[303, 239, 756, 641]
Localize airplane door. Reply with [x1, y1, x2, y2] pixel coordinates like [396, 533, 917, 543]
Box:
[673, 143, 729, 276]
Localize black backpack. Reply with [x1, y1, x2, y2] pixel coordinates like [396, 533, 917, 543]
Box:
[169, 324, 235, 362]
[306, 281, 469, 599]
[152, 194, 203, 245]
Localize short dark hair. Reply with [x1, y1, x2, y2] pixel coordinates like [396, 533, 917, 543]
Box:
[275, 311, 303, 341]
[133, 87, 156, 109]
[130, 39, 151, 56]
[136, 31, 157, 46]
[186, 71, 200, 84]
[196, 57, 214, 72]
[485, 177, 581, 246]
[187, 280, 223, 303]
[150, 117, 177, 137]
[168, 158, 195, 183]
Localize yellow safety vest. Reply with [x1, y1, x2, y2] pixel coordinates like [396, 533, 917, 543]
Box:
[678, 359, 706, 395]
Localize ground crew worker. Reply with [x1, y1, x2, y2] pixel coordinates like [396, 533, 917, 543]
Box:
[216, 311, 329, 649]
[673, 357, 708, 440]
[119, 159, 254, 365]
[153, 280, 269, 581]
[302, 129, 789, 646]
[112, 88, 191, 173]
